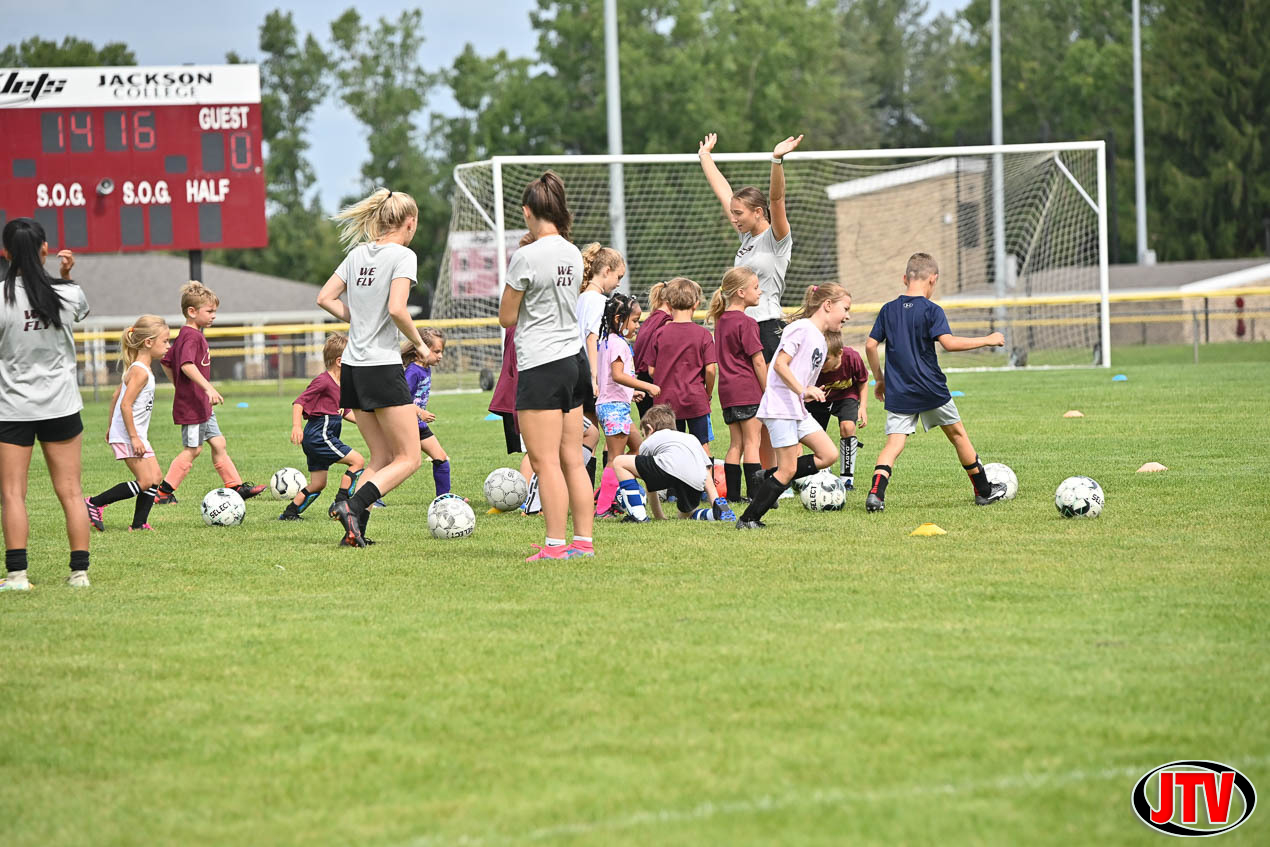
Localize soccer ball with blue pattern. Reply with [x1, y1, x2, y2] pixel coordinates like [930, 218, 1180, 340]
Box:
[428, 495, 475, 539]
[201, 488, 246, 526]
[269, 467, 306, 501]
[483, 468, 529, 512]
[1054, 476, 1103, 518]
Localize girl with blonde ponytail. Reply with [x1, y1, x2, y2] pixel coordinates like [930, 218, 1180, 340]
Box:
[85, 315, 171, 533]
[576, 243, 626, 454]
[710, 267, 768, 502]
[631, 280, 673, 418]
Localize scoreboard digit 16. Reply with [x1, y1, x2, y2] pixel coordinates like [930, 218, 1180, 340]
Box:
[0, 64, 267, 253]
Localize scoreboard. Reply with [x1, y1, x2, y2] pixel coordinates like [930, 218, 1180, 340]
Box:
[0, 64, 267, 253]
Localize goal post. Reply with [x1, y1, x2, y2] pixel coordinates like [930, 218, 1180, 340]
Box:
[433, 142, 1111, 379]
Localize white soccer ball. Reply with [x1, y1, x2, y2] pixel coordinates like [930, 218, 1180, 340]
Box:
[800, 472, 846, 512]
[428, 495, 476, 539]
[201, 487, 246, 526]
[269, 467, 306, 501]
[1054, 476, 1104, 518]
[983, 462, 1018, 500]
[483, 467, 529, 512]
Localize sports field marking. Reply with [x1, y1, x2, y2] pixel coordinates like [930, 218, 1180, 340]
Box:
[400, 754, 1269, 845]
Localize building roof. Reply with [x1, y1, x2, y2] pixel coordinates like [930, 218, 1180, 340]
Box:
[825, 157, 988, 201]
[1109, 258, 1269, 290]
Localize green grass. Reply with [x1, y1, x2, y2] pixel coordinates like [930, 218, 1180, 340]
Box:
[2, 353, 1268, 846]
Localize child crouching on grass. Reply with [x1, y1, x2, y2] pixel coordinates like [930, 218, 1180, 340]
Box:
[612, 404, 735, 522]
[279, 333, 365, 520]
[402, 328, 454, 496]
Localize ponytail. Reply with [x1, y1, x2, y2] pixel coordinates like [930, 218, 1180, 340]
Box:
[787, 282, 849, 323]
[520, 171, 572, 241]
[706, 266, 758, 324]
[119, 315, 168, 370]
[580, 242, 624, 292]
[331, 187, 419, 250]
[2, 218, 69, 329]
[648, 281, 669, 311]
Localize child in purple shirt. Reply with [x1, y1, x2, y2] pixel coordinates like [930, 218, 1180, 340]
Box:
[402, 327, 453, 496]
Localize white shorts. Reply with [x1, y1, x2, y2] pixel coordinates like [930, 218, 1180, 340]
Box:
[760, 414, 824, 449]
[885, 400, 961, 435]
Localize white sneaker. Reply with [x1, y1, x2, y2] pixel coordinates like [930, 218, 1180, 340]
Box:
[778, 487, 795, 500]
[67, 570, 90, 588]
[0, 573, 31, 591]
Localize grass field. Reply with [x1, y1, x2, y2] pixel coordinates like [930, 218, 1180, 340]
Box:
[2, 346, 1268, 846]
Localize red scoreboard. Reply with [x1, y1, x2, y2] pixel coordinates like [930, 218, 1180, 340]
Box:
[0, 64, 267, 252]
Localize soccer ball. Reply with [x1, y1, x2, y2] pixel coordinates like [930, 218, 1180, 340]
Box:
[269, 467, 306, 501]
[983, 462, 1018, 500]
[1054, 476, 1104, 518]
[428, 495, 476, 539]
[201, 487, 246, 526]
[801, 472, 846, 512]
[483, 467, 529, 512]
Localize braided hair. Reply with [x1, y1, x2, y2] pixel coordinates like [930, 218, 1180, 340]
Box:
[599, 292, 638, 345]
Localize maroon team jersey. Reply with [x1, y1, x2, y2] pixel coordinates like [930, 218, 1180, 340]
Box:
[294, 371, 342, 419]
[713, 310, 764, 409]
[648, 320, 717, 420]
[816, 345, 869, 402]
[161, 325, 212, 425]
[632, 308, 671, 373]
[489, 325, 517, 415]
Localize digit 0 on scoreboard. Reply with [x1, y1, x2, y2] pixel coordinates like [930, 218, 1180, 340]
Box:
[0, 64, 267, 253]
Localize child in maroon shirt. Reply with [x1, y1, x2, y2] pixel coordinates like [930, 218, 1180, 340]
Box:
[806, 328, 869, 489]
[631, 280, 672, 418]
[647, 278, 717, 448]
[154, 282, 264, 504]
[708, 267, 768, 501]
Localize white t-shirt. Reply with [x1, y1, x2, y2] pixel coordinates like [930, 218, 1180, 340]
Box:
[576, 288, 607, 349]
[108, 361, 155, 444]
[335, 242, 417, 366]
[0, 276, 90, 421]
[505, 235, 584, 371]
[736, 227, 792, 322]
[757, 318, 826, 420]
[639, 429, 709, 489]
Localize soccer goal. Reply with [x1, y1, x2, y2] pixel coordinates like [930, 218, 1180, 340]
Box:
[434, 142, 1110, 375]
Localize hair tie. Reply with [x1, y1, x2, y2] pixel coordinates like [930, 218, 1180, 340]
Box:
[811, 285, 819, 291]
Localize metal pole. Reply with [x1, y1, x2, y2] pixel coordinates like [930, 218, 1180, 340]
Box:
[1132, 0, 1150, 264]
[604, 0, 629, 293]
[1095, 142, 1112, 367]
[991, 0, 1009, 359]
[189, 249, 203, 282]
[1192, 310, 1199, 364]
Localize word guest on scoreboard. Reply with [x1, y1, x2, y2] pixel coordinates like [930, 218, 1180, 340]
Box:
[0, 64, 267, 253]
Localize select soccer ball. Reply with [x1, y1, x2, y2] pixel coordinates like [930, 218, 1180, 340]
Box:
[483, 468, 529, 512]
[201, 487, 246, 526]
[269, 467, 306, 501]
[801, 472, 846, 512]
[983, 462, 1018, 500]
[428, 495, 476, 539]
[1054, 476, 1104, 518]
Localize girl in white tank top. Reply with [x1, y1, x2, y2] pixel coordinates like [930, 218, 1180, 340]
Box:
[85, 316, 171, 532]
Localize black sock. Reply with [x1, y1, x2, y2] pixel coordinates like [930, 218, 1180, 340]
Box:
[158, 480, 175, 494]
[358, 508, 371, 538]
[964, 456, 992, 497]
[739, 475, 788, 523]
[743, 463, 762, 498]
[724, 463, 743, 501]
[347, 481, 382, 516]
[793, 453, 819, 481]
[132, 486, 157, 527]
[601, 449, 609, 468]
[871, 465, 891, 499]
[90, 480, 140, 507]
[586, 456, 597, 488]
[6, 548, 27, 573]
[70, 549, 90, 573]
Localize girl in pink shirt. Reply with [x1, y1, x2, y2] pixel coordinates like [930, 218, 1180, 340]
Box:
[595, 294, 660, 515]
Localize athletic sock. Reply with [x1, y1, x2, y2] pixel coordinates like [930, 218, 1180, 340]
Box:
[964, 456, 992, 497]
[691, 507, 716, 521]
[871, 465, 892, 499]
[346, 481, 382, 516]
[158, 480, 175, 495]
[586, 455, 597, 488]
[432, 459, 452, 496]
[617, 479, 648, 521]
[724, 463, 742, 501]
[212, 455, 242, 487]
[738, 475, 788, 523]
[525, 474, 541, 512]
[5, 548, 28, 573]
[69, 549, 90, 573]
[571, 535, 594, 552]
[90, 480, 140, 507]
[294, 488, 322, 515]
[132, 486, 157, 528]
[544, 536, 567, 548]
[743, 463, 762, 498]
[793, 453, 819, 481]
[358, 508, 371, 538]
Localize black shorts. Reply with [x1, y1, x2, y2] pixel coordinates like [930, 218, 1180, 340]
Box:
[340, 363, 412, 412]
[581, 380, 597, 417]
[0, 412, 84, 447]
[758, 319, 784, 363]
[675, 414, 711, 445]
[634, 371, 656, 417]
[634, 454, 703, 514]
[516, 351, 588, 412]
[806, 397, 861, 432]
[722, 404, 759, 425]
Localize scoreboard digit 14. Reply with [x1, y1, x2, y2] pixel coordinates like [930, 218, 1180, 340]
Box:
[0, 64, 267, 253]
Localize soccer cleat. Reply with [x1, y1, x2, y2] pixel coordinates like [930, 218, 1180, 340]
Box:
[84, 497, 105, 532]
[975, 482, 1008, 506]
[712, 498, 737, 522]
[620, 514, 649, 524]
[865, 492, 885, 512]
[128, 523, 156, 532]
[66, 570, 90, 588]
[234, 482, 266, 500]
[735, 519, 766, 530]
[329, 500, 366, 547]
[565, 543, 595, 557]
[372, 498, 387, 508]
[154, 489, 178, 505]
[839, 475, 854, 491]
[278, 510, 301, 521]
[524, 544, 582, 562]
[0, 574, 31, 591]
[778, 487, 795, 500]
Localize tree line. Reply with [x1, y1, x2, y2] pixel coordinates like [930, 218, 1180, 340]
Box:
[4, 0, 1267, 309]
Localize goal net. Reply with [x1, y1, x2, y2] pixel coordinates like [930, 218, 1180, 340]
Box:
[432, 142, 1109, 381]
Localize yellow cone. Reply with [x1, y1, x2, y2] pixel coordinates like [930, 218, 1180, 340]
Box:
[910, 523, 947, 537]
[1136, 462, 1168, 473]
[486, 507, 504, 515]
[1063, 410, 1084, 418]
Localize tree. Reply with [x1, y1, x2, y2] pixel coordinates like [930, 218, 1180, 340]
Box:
[0, 36, 134, 67]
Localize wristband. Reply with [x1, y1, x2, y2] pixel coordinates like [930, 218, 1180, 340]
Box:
[771, 157, 783, 165]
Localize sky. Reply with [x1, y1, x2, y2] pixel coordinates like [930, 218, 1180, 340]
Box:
[8, 0, 968, 212]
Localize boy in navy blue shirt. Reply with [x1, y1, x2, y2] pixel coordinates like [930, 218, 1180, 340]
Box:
[863, 252, 1007, 511]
